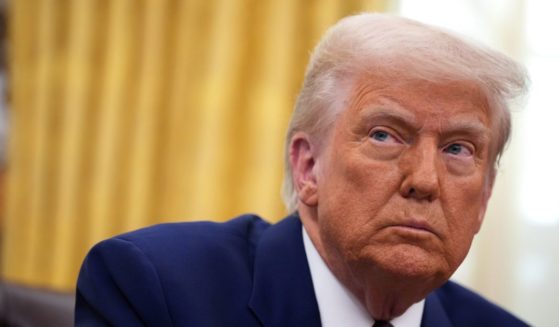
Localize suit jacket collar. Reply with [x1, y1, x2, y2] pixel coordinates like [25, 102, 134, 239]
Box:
[249, 214, 321, 327]
[421, 290, 453, 327]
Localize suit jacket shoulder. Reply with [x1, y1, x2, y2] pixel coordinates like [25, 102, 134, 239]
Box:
[76, 214, 271, 326]
[422, 280, 529, 327]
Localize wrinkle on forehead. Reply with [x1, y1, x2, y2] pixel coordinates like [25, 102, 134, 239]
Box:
[342, 74, 493, 127]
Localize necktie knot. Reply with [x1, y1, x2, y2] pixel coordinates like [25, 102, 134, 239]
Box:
[373, 320, 394, 327]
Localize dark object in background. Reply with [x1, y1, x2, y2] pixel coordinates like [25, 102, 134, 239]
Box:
[0, 282, 74, 327]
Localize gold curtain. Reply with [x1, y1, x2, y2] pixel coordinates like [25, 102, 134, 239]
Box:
[2, 0, 390, 292]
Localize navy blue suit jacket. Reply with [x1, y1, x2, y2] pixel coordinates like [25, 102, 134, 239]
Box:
[76, 214, 529, 326]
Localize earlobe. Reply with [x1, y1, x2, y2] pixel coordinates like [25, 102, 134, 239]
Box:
[299, 183, 318, 206]
[290, 133, 319, 206]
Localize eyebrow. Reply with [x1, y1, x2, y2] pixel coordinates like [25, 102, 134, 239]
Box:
[358, 103, 419, 130]
[439, 116, 491, 142]
[358, 102, 491, 141]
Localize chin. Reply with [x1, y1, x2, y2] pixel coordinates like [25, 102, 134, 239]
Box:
[367, 244, 451, 281]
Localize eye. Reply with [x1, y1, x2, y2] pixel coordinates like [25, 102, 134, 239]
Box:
[372, 131, 389, 141]
[443, 143, 473, 157]
[369, 129, 400, 144]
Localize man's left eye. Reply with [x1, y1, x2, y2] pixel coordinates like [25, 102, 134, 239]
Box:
[444, 143, 472, 156]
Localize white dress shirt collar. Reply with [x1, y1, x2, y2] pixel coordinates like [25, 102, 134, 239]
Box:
[302, 226, 425, 327]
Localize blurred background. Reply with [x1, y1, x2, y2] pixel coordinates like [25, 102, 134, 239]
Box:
[0, 0, 556, 326]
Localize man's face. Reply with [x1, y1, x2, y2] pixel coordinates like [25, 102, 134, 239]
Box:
[305, 76, 495, 287]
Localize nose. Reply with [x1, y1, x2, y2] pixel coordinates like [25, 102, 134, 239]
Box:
[399, 140, 441, 201]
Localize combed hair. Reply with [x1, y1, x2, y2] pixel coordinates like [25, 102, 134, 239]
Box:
[282, 13, 530, 213]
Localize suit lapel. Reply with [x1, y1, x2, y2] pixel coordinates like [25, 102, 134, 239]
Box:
[248, 214, 321, 327]
[421, 290, 453, 327]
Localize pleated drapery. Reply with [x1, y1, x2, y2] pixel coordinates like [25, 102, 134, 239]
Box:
[2, 0, 389, 292]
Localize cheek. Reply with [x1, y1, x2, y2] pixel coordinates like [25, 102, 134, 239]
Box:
[317, 151, 402, 247]
[320, 150, 401, 214]
[441, 176, 487, 263]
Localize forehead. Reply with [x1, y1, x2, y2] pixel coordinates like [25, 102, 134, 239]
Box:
[340, 75, 493, 129]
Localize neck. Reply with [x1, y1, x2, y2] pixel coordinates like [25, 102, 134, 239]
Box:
[351, 268, 436, 320]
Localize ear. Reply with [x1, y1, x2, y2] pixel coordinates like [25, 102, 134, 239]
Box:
[475, 167, 496, 233]
[289, 132, 319, 207]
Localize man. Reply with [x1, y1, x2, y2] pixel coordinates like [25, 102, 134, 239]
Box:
[76, 13, 529, 326]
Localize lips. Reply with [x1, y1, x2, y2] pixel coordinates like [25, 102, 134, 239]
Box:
[388, 219, 439, 237]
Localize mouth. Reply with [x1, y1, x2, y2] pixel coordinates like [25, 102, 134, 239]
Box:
[388, 219, 438, 237]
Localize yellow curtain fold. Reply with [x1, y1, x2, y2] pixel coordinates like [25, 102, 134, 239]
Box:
[2, 0, 390, 291]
